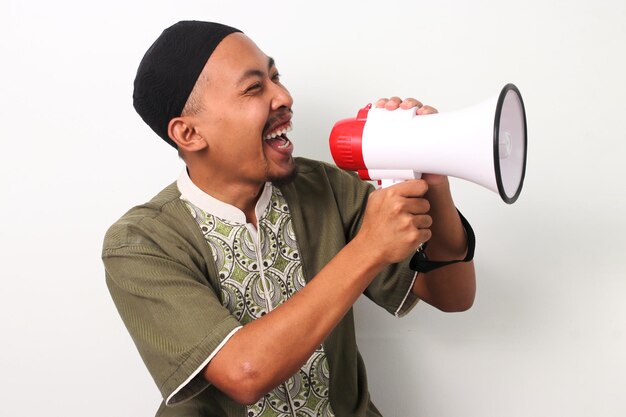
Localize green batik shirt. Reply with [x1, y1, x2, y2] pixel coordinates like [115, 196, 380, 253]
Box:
[103, 157, 421, 417]
[179, 176, 335, 417]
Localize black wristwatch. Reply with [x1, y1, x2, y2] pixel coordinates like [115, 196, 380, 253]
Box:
[409, 210, 476, 273]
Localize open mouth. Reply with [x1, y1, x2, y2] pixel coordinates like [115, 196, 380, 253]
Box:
[263, 122, 293, 149]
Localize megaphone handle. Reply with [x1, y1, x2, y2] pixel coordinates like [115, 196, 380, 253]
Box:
[379, 179, 403, 188]
[378, 172, 423, 188]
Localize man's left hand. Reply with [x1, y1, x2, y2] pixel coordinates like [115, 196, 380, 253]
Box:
[375, 96, 448, 187]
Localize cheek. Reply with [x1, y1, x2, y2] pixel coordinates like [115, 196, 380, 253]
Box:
[211, 107, 266, 137]
[209, 127, 264, 162]
[198, 104, 268, 156]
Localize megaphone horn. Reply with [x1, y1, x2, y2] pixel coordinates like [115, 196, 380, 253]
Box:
[329, 83, 528, 204]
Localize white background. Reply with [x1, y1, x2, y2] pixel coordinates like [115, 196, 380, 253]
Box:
[1, 1, 625, 416]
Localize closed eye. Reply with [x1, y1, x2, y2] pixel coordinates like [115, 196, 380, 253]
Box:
[244, 82, 262, 94]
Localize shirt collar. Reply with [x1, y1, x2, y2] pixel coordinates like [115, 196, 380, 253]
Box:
[177, 169, 273, 225]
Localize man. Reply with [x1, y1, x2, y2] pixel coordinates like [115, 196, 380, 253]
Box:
[103, 21, 476, 417]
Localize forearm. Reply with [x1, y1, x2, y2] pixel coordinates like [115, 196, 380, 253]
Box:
[423, 178, 468, 260]
[203, 236, 385, 404]
[412, 178, 476, 311]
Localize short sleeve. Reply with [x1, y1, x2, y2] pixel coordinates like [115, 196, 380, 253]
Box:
[296, 160, 420, 317]
[103, 242, 242, 405]
[320, 162, 420, 317]
[364, 257, 419, 317]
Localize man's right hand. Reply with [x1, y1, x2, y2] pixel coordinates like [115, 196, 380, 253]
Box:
[355, 179, 433, 265]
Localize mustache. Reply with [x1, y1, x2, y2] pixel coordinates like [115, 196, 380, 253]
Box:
[263, 108, 293, 133]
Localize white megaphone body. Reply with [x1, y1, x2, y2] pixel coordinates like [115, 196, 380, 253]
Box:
[328, 83, 528, 204]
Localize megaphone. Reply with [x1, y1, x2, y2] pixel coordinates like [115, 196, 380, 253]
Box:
[328, 83, 528, 204]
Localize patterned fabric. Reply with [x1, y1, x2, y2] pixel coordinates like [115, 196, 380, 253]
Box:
[183, 186, 335, 417]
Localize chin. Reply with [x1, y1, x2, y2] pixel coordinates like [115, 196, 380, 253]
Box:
[267, 162, 298, 187]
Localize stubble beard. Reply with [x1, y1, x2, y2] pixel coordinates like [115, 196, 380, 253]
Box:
[267, 159, 298, 187]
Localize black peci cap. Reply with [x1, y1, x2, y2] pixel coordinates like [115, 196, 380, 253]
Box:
[132, 21, 242, 148]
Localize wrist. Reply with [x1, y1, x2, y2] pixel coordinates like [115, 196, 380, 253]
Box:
[341, 233, 388, 275]
[424, 177, 451, 197]
[410, 210, 475, 273]
[423, 174, 450, 189]
[348, 233, 388, 272]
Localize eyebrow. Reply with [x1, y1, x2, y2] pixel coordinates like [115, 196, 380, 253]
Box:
[236, 57, 276, 86]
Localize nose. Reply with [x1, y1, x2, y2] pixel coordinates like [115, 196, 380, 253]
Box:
[270, 82, 293, 111]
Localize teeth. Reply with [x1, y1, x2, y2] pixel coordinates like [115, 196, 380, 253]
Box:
[264, 124, 292, 140]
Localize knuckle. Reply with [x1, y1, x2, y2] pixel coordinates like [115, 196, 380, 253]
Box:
[389, 200, 404, 215]
[386, 186, 400, 197]
[404, 228, 421, 245]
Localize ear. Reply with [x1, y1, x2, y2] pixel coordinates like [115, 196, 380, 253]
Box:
[167, 116, 208, 152]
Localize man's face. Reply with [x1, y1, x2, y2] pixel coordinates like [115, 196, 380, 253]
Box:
[187, 33, 296, 187]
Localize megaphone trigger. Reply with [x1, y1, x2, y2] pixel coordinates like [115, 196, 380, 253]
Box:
[374, 171, 422, 189]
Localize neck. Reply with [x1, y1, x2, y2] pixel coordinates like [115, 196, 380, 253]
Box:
[186, 166, 265, 226]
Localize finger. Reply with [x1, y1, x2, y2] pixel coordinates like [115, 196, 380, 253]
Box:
[388, 179, 429, 197]
[404, 198, 431, 216]
[416, 228, 432, 245]
[416, 105, 438, 115]
[384, 96, 403, 110]
[412, 214, 433, 229]
[399, 98, 423, 110]
[375, 98, 389, 108]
